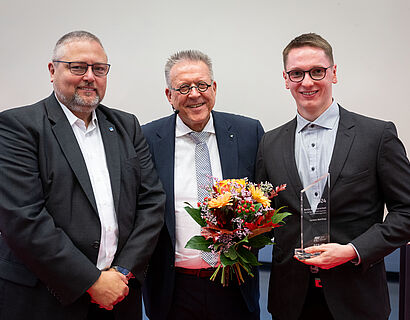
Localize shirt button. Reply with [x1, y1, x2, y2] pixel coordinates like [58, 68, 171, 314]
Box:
[311, 167, 315, 171]
[310, 124, 315, 128]
[315, 192, 319, 197]
[311, 143, 315, 147]
[92, 240, 100, 249]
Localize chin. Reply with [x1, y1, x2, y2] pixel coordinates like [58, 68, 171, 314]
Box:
[75, 93, 101, 107]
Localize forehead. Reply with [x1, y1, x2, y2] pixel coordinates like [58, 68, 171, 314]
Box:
[59, 40, 107, 63]
[169, 60, 211, 84]
[286, 46, 331, 70]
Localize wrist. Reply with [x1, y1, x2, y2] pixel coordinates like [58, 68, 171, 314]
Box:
[111, 266, 134, 280]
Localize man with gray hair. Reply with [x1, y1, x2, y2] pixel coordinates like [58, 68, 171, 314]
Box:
[0, 30, 165, 319]
[142, 50, 264, 319]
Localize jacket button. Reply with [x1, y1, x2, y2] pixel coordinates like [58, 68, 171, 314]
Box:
[92, 240, 100, 249]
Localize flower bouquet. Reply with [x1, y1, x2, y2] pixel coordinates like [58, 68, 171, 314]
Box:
[184, 178, 290, 286]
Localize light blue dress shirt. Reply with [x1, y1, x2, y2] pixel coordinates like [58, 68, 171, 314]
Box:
[295, 101, 340, 212]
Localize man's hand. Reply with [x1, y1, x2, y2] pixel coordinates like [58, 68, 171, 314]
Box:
[87, 269, 129, 310]
[294, 243, 358, 269]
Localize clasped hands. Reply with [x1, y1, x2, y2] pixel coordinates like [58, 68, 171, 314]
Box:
[87, 268, 130, 310]
[294, 243, 358, 269]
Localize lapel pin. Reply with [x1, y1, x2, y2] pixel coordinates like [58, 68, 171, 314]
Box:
[229, 134, 234, 139]
[108, 127, 114, 132]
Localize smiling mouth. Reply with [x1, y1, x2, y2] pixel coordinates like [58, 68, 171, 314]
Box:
[187, 103, 205, 108]
[301, 90, 318, 96]
[77, 87, 97, 96]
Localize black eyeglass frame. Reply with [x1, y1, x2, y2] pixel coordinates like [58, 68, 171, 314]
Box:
[286, 66, 333, 83]
[171, 81, 213, 95]
[52, 60, 111, 77]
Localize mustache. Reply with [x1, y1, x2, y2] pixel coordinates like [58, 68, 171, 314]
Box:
[78, 81, 96, 88]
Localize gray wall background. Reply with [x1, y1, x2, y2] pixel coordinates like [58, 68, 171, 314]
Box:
[1, 0, 409, 151]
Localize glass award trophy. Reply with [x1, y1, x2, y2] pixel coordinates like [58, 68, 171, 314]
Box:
[295, 173, 330, 260]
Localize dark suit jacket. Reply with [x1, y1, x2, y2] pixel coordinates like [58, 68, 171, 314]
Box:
[141, 111, 264, 319]
[0, 94, 165, 320]
[256, 106, 410, 320]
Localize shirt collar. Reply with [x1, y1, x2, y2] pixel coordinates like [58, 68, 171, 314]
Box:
[175, 113, 215, 138]
[296, 100, 339, 133]
[56, 93, 98, 130]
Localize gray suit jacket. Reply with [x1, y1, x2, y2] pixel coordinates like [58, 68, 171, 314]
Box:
[256, 105, 410, 320]
[0, 94, 165, 320]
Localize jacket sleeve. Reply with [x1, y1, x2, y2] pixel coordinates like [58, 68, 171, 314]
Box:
[0, 109, 101, 306]
[111, 115, 165, 285]
[351, 122, 410, 270]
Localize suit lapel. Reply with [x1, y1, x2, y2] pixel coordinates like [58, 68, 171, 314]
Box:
[329, 106, 356, 190]
[154, 115, 176, 244]
[97, 109, 121, 213]
[213, 112, 238, 179]
[46, 94, 98, 213]
[282, 118, 304, 199]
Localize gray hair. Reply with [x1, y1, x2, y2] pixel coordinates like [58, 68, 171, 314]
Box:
[52, 30, 106, 60]
[165, 50, 214, 88]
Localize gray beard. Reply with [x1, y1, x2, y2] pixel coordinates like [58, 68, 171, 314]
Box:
[55, 88, 101, 114]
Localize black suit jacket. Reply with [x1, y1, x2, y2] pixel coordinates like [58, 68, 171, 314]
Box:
[0, 94, 165, 320]
[256, 106, 410, 320]
[141, 111, 264, 319]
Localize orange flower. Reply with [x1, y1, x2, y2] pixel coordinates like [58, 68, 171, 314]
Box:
[250, 185, 271, 207]
[208, 192, 232, 208]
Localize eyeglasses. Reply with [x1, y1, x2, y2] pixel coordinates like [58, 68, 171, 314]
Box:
[171, 81, 212, 95]
[53, 60, 111, 77]
[286, 66, 333, 83]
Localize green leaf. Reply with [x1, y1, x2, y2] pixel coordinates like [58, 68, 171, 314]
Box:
[270, 206, 292, 224]
[253, 202, 262, 213]
[185, 236, 213, 251]
[220, 252, 237, 266]
[214, 243, 223, 250]
[184, 204, 206, 227]
[237, 245, 261, 266]
[225, 246, 238, 260]
[248, 235, 273, 248]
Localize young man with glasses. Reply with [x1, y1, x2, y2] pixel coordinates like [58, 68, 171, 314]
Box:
[142, 50, 264, 320]
[256, 33, 410, 319]
[0, 30, 165, 320]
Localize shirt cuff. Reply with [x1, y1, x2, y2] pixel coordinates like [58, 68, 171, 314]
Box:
[348, 243, 361, 265]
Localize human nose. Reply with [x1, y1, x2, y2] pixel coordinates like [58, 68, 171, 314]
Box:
[83, 65, 96, 81]
[188, 86, 201, 97]
[301, 71, 314, 86]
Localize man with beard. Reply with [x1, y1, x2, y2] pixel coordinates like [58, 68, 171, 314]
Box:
[0, 31, 165, 320]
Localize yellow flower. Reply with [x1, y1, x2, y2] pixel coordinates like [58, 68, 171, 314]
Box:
[250, 185, 271, 207]
[215, 179, 246, 193]
[208, 192, 232, 208]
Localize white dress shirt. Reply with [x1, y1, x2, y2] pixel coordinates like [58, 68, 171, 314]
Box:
[59, 100, 118, 270]
[174, 114, 223, 268]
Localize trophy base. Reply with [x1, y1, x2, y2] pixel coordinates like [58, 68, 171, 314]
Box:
[294, 248, 321, 260]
